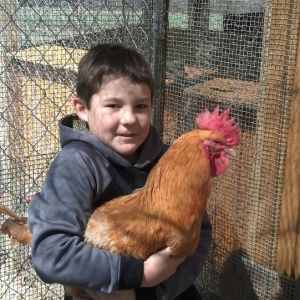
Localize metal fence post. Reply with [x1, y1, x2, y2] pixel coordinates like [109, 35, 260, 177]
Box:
[151, 0, 169, 136]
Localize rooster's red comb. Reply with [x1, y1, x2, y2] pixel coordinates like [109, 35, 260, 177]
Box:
[195, 106, 240, 147]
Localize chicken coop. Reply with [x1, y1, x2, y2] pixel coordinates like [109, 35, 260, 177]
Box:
[0, 0, 299, 299]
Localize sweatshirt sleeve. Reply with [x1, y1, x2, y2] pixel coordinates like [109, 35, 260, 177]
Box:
[154, 212, 212, 300]
[28, 145, 143, 293]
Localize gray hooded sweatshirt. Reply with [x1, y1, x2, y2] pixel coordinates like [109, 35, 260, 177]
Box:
[28, 114, 212, 300]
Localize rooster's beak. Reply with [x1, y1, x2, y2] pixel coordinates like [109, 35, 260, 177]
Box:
[225, 148, 236, 156]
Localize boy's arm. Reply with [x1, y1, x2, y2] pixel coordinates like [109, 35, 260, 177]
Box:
[135, 212, 212, 300]
[28, 146, 143, 293]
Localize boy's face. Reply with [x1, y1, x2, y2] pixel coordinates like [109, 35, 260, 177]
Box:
[74, 76, 152, 161]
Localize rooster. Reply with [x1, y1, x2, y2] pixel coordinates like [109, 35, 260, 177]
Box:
[84, 106, 240, 259]
[0, 107, 239, 297]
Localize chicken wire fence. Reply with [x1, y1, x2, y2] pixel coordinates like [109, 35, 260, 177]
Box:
[0, 0, 299, 299]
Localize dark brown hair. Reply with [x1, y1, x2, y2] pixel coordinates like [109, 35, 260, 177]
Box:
[76, 43, 154, 108]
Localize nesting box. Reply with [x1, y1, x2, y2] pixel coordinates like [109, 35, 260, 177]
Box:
[163, 65, 218, 143]
[182, 78, 259, 131]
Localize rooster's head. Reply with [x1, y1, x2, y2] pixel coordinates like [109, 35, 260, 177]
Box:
[195, 106, 240, 177]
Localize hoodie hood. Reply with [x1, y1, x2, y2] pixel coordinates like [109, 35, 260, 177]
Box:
[59, 114, 165, 169]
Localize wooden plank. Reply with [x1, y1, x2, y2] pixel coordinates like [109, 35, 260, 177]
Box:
[276, 21, 300, 278]
[253, 0, 300, 269]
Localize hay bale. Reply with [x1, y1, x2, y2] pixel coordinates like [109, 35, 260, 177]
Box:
[6, 44, 85, 195]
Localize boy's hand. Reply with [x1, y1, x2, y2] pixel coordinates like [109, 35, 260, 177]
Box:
[141, 247, 186, 287]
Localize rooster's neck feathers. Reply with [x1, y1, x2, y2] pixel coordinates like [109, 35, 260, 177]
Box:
[141, 129, 214, 216]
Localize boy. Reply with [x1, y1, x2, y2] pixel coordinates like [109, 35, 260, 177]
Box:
[28, 43, 212, 300]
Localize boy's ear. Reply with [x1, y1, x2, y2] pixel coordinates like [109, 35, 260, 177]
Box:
[72, 97, 88, 122]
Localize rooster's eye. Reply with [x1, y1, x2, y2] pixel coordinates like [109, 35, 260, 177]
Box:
[212, 140, 222, 145]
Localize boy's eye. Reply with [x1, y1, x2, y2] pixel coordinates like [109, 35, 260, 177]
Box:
[136, 104, 149, 109]
[106, 104, 120, 108]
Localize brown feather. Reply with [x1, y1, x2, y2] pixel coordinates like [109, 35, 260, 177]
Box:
[85, 129, 224, 259]
[1, 218, 31, 246]
[0, 204, 31, 246]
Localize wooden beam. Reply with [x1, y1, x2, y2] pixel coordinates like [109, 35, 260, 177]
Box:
[276, 19, 300, 279]
[254, 0, 300, 269]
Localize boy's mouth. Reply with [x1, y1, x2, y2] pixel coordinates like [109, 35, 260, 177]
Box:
[117, 133, 137, 139]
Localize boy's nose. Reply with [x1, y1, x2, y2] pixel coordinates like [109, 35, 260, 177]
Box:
[120, 109, 137, 125]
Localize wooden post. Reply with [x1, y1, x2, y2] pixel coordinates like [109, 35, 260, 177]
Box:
[253, 0, 300, 269]
[151, 0, 169, 135]
[276, 19, 300, 279]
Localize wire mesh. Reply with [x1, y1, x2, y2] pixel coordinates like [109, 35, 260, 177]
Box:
[0, 0, 299, 299]
[164, 1, 300, 299]
[0, 1, 153, 299]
